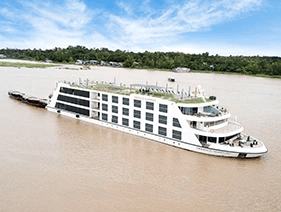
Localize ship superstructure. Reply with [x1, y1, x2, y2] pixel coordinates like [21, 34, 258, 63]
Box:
[46, 79, 267, 158]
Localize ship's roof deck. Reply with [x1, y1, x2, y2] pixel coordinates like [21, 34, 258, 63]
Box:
[64, 80, 216, 105]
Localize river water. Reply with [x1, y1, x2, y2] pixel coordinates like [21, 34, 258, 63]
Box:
[0, 66, 280, 211]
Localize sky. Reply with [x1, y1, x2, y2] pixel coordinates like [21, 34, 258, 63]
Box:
[0, 0, 280, 56]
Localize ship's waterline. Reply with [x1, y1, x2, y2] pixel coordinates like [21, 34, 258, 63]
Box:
[0, 66, 280, 212]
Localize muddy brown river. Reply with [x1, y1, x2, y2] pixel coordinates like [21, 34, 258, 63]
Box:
[1, 66, 280, 211]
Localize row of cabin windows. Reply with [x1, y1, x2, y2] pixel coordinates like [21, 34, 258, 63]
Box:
[102, 106, 181, 128]
[101, 113, 181, 140]
[101, 114, 130, 127]
[101, 97, 167, 113]
[55, 102, 90, 116]
[59, 87, 90, 98]
[197, 133, 239, 143]
[57, 95, 90, 107]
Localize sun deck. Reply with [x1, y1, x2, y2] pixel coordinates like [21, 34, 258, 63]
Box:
[70, 81, 215, 104]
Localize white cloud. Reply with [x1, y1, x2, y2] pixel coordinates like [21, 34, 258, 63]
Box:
[0, 0, 97, 49]
[108, 0, 263, 45]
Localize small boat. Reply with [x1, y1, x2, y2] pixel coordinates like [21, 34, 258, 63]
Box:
[168, 77, 175, 82]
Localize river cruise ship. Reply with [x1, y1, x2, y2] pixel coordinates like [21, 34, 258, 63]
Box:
[46, 79, 267, 158]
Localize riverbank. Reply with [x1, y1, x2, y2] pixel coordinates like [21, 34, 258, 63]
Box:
[1, 59, 280, 79]
[0, 61, 57, 69]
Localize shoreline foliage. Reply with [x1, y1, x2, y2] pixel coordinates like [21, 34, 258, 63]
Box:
[0, 46, 280, 76]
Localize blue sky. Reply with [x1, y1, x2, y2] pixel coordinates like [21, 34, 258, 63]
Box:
[0, 0, 280, 56]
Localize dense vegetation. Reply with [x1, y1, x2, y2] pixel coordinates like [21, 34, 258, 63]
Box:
[1, 46, 281, 77]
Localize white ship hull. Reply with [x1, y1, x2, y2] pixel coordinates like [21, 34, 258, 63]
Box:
[46, 106, 267, 158]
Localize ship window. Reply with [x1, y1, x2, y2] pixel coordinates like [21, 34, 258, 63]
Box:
[219, 137, 225, 143]
[173, 118, 181, 128]
[225, 134, 238, 141]
[73, 89, 89, 98]
[112, 96, 118, 103]
[59, 87, 89, 98]
[123, 97, 129, 106]
[159, 104, 168, 113]
[112, 115, 118, 123]
[204, 121, 215, 127]
[60, 87, 73, 95]
[57, 95, 89, 107]
[146, 101, 154, 110]
[159, 115, 167, 125]
[102, 94, 108, 101]
[134, 99, 141, 108]
[146, 112, 153, 122]
[198, 135, 207, 142]
[179, 107, 198, 115]
[145, 123, 153, 132]
[123, 108, 129, 116]
[208, 137, 217, 143]
[134, 110, 141, 119]
[158, 126, 167, 136]
[122, 118, 129, 126]
[102, 113, 108, 121]
[102, 103, 108, 111]
[133, 120, 140, 129]
[55, 102, 89, 116]
[172, 130, 182, 140]
[112, 105, 118, 114]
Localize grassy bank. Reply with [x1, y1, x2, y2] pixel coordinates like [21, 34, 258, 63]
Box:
[0, 62, 57, 68]
[190, 70, 281, 79]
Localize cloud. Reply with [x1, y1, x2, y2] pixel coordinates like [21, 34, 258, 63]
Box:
[108, 0, 263, 46]
[0, 0, 97, 48]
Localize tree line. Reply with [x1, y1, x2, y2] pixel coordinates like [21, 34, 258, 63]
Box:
[1, 45, 280, 76]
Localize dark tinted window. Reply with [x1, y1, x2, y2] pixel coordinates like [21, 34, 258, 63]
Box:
[55, 102, 89, 116]
[57, 95, 89, 107]
[173, 118, 181, 128]
[134, 99, 141, 108]
[133, 120, 140, 129]
[172, 130, 182, 140]
[112, 105, 118, 113]
[122, 118, 129, 126]
[159, 115, 167, 124]
[134, 110, 141, 118]
[146, 112, 153, 121]
[123, 108, 129, 116]
[112, 96, 118, 103]
[112, 115, 118, 123]
[158, 126, 167, 136]
[145, 123, 153, 132]
[123, 97, 129, 105]
[102, 104, 108, 111]
[102, 94, 108, 101]
[159, 104, 168, 113]
[102, 113, 108, 121]
[146, 101, 154, 110]
[59, 87, 89, 98]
